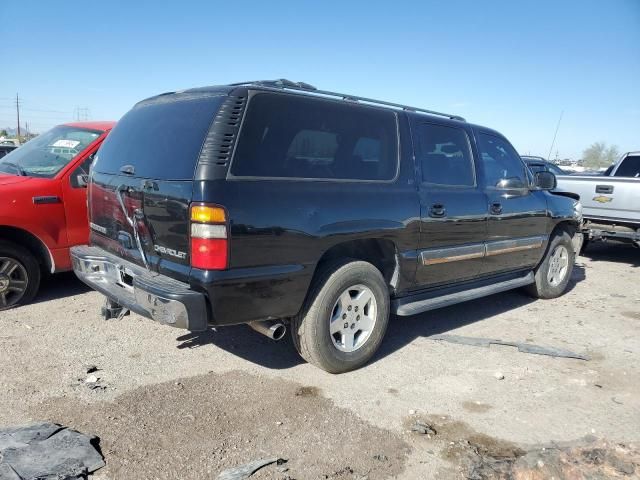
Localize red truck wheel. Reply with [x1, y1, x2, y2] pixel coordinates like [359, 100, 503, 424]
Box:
[0, 241, 40, 310]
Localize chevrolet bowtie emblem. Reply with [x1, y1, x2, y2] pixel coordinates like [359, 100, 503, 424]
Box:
[593, 195, 613, 203]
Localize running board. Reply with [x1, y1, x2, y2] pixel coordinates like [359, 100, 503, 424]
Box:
[392, 272, 535, 317]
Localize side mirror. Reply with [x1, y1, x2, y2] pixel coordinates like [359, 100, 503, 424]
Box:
[534, 171, 556, 190]
[496, 176, 527, 190]
[76, 174, 89, 188]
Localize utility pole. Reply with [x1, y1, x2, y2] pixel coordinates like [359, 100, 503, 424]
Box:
[15, 93, 21, 144]
[74, 106, 90, 121]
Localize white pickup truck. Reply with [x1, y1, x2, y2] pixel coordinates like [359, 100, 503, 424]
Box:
[556, 151, 640, 248]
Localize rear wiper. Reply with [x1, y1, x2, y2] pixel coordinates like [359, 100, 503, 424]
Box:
[116, 185, 149, 269]
[3, 162, 26, 176]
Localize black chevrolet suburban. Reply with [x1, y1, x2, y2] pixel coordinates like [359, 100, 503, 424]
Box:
[72, 79, 583, 373]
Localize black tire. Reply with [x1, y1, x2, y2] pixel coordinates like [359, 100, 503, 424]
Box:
[291, 259, 390, 374]
[524, 229, 575, 299]
[0, 240, 40, 310]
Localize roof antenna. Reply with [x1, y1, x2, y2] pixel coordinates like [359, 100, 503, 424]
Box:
[547, 110, 564, 161]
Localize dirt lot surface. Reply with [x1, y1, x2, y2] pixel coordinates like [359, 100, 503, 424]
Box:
[0, 243, 638, 479]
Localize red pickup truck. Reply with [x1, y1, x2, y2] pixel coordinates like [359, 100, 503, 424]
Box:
[0, 121, 115, 309]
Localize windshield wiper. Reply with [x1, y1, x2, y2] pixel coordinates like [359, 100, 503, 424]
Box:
[3, 162, 26, 176]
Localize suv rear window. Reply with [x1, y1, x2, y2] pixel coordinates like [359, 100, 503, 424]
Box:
[94, 95, 224, 180]
[231, 93, 398, 181]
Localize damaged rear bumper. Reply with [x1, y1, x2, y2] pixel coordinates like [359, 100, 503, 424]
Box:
[71, 245, 208, 331]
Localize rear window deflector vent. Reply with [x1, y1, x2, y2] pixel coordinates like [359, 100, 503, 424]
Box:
[198, 95, 247, 168]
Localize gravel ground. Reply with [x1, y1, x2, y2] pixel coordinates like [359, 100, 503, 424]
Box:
[0, 242, 638, 479]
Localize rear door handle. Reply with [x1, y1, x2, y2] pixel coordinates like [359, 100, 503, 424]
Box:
[595, 185, 614, 194]
[490, 202, 503, 215]
[429, 204, 446, 218]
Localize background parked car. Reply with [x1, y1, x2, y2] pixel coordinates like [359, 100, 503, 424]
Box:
[556, 151, 640, 249]
[0, 144, 17, 159]
[521, 155, 568, 176]
[0, 121, 115, 309]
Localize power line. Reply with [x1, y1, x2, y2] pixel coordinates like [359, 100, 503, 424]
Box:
[0, 100, 73, 114]
[22, 107, 71, 114]
[0, 113, 73, 121]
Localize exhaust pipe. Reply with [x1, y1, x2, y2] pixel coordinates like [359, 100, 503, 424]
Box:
[248, 320, 287, 341]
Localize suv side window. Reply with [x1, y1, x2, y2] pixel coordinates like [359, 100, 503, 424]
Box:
[231, 93, 398, 181]
[417, 123, 475, 186]
[477, 133, 527, 188]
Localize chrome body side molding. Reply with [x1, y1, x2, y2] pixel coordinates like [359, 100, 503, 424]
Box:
[485, 236, 545, 256]
[419, 236, 546, 266]
[420, 244, 485, 265]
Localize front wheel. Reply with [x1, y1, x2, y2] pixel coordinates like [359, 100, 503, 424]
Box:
[0, 241, 40, 310]
[291, 260, 390, 373]
[524, 230, 575, 299]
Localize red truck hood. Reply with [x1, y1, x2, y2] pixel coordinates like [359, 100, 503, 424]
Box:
[0, 174, 32, 186]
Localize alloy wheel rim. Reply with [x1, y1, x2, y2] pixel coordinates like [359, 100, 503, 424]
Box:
[329, 284, 377, 353]
[547, 245, 569, 287]
[0, 257, 28, 309]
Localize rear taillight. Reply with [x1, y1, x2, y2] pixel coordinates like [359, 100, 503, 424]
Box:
[190, 204, 228, 270]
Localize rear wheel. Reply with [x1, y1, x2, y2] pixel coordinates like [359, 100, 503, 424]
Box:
[0, 241, 40, 310]
[291, 260, 389, 373]
[525, 230, 574, 299]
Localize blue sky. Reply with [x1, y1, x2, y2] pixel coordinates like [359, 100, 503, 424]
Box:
[1, 0, 638, 159]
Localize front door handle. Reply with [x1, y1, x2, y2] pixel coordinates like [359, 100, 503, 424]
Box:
[490, 202, 503, 215]
[429, 204, 446, 218]
[595, 185, 614, 194]
[33, 196, 61, 204]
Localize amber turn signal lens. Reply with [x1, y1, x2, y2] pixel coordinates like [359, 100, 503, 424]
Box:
[190, 205, 226, 223]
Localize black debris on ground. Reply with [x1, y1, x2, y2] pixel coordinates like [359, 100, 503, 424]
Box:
[429, 334, 590, 360]
[217, 457, 285, 480]
[0, 422, 104, 480]
[448, 435, 639, 479]
[410, 421, 437, 436]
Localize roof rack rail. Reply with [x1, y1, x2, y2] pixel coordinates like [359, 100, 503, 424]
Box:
[228, 79, 466, 122]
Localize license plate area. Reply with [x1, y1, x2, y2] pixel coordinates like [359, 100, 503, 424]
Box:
[117, 266, 136, 290]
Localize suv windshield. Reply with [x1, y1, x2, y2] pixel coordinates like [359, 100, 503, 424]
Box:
[0, 125, 102, 178]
